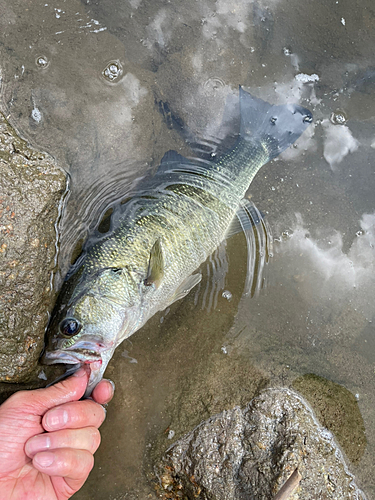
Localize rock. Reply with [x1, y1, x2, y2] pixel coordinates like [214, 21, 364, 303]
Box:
[155, 388, 366, 500]
[0, 112, 66, 382]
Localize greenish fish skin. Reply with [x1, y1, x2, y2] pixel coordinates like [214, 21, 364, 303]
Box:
[43, 88, 312, 395]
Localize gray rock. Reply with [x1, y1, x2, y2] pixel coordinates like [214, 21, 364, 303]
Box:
[0, 112, 66, 382]
[156, 388, 366, 500]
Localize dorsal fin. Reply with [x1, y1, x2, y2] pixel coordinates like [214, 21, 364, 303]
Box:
[144, 239, 164, 289]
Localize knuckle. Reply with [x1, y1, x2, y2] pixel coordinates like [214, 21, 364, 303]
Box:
[87, 400, 106, 425]
[98, 405, 106, 425]
[83, 451, 95, 473]
[54, 451, 72, 473]
[90, 428, 101, 451]
[8, 390, 27, 404]
[63, 450, 94, 475]
[6, 390, 40, 414]
[64, 400, 105, 428]
[67, 401, 89, 425]
[75, 402, 89, 422]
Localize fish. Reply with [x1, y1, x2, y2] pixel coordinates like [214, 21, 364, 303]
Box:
[42, 88, 312, 396]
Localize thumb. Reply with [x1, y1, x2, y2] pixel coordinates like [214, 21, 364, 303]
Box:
[2, 366, 89, 416]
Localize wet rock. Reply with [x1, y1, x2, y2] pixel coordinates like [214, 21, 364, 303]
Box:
[146, 350, 269, 475]
[292, 374, 367, 464]
[0, 112, 66, 382]
[156, 388, 366, 500]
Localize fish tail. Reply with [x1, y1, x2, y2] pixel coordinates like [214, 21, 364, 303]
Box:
[239, 86, 313, 160]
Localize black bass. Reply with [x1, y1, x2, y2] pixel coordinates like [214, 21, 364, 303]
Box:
[43, 88, 312, 395]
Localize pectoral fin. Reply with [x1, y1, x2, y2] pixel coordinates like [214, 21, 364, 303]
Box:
[168, 273, 202, 305]
[144, 239, 164, 289]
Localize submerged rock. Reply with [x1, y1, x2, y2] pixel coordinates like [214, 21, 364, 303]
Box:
[156, 388, 366, 500]
[0, 113, 66, 382]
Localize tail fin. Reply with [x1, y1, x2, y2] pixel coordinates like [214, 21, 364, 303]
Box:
[239, 86, 313, 160]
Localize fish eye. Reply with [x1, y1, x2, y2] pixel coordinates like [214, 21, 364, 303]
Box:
[59, 318, 82, 337]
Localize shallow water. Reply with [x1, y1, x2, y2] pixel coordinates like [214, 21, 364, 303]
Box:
[1, 0, 375, 498]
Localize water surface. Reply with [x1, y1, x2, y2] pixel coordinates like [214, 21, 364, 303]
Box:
[1, 0, 375, 498]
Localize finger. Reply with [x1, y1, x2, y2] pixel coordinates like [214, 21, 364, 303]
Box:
[25, 427, 101, 458]
[91, 379, 115, 405]
[33, 448, 94, 491]
[42, 399, 106, 432]
[2, 366, 90, 416]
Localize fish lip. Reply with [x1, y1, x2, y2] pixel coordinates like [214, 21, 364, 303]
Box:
[42, 349, 102, 365]
[42, 337, 114, 366]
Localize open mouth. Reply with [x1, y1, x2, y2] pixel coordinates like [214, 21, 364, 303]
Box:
[42, 349, 102, 366]
[43, 354, 103, 391]
[42, 337, 110, 366]
[42, 337, 116, 396]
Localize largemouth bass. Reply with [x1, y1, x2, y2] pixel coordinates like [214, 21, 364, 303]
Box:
[43, 88, 312, 395]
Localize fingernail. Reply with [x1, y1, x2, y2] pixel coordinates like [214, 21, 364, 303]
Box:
[26, 434, 51, 457]
[105, 379, 115, 394]
[34, 451, 55, 468]
[73, 366, 88, 377]
[45, 408, 69, 429]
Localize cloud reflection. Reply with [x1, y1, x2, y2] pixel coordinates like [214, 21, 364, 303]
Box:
[277, 213, 375, 320]
[322, 119, 359, 170]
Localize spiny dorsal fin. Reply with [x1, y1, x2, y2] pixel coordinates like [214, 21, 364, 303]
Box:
[144, 238, 164, 289]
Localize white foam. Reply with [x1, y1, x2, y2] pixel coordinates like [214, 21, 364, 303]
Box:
[295, 73, 320, 83]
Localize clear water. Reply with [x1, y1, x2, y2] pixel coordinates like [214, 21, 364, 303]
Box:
[1, 0, 375, 498]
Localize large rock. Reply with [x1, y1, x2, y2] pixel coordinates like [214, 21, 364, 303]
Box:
[0, 113, 66, 382]
[156, 388, 366, 500]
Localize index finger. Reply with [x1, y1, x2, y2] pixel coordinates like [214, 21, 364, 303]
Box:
[42, 399, 106, 432]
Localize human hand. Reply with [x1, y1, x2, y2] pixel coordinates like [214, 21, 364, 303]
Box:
[0, 366, 114, 500]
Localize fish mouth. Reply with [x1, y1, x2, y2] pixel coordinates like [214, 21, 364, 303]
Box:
[42, 337, 112, 366]
[43, 352, 104, 398]
[42, 349, 102, 366]
[42, 338, 115, 397]
[42, 348, 105, 398]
